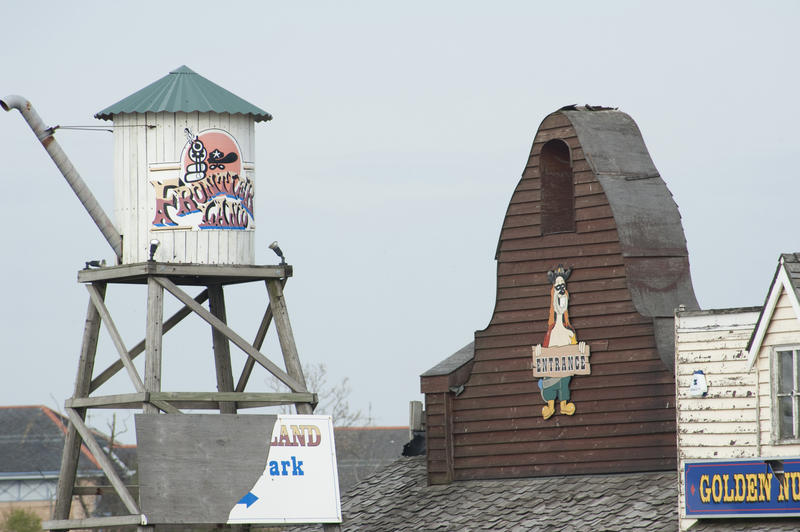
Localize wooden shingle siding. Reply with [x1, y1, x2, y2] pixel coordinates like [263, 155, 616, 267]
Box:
[424, 110, 693, 482]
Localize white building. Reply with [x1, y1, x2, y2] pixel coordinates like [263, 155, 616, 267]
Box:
[676, 253, 800, 530]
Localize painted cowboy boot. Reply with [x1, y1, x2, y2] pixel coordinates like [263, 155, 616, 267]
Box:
[542, 400, 556, 420]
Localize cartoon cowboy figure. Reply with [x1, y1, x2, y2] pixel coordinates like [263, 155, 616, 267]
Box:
[534, 265, 587, 420]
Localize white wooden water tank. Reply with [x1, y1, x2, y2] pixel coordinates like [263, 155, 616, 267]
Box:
[95, 66, 272, 264]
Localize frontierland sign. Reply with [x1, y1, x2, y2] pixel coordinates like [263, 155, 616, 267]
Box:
[685, 459, 800, 517]
[532, 265, 591, 420]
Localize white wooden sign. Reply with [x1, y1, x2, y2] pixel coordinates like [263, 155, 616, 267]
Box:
[227, 415, 342, 524]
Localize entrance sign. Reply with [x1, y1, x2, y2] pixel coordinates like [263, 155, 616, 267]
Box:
[685, 459, 800, 517]
[532, 344, 591, 378]
[532, 264, 592, 419]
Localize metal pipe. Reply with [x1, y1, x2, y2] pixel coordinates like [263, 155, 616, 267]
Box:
[1, 95, 123, 262]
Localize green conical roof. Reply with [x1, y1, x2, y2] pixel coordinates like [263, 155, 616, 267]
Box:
[95, 65, 272, 122]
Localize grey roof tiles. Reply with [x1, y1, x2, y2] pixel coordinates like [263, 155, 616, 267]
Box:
[290, 456, 678, 531]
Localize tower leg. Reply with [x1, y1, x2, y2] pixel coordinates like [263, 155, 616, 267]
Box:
[266, 280, 312, 415]
[143, 278, 164, 415]
[53, 283, 106, 520]
[209, 284, 236, 413]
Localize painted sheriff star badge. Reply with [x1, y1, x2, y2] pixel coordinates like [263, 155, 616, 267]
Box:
[532, 265, 591, 420]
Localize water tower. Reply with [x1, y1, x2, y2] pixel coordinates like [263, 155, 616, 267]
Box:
[2, 67, 341, 530]
[96, 65, 266, 265]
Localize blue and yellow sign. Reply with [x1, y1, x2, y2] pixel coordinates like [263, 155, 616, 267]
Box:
[685, 459, 800, 517]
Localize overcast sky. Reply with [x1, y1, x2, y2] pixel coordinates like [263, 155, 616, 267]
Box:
[1, 1, 798, 442]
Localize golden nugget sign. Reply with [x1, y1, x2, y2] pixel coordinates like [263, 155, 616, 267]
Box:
[685, 459, 800, 517]
[532, 265, 591, 420]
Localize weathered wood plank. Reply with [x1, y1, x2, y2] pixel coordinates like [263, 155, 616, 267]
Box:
[484, 313, 652, 337]
[67, 393, 146, 408]
[454, 393, 671, 414]
[454, 457, 676, 481]
[144, 278, 163, 415]
[266, 279, 312, 415]
[678, 409, 756, 423]
[494, 288, 632, 312]
[454, 430, 673, 456]
[678, 447, 755, 460]
[678, 433, 757, 447]
[78, 262, 288, 285]
[490, 300, 639, 326]
[678, 422, 757, 435]
[44, 515, 145, 530]
[497, 241, 622, 268]
[71, 485, 139, 496]
[679, 397, 756, 410]
[208, 284, 236, 413]
[496, 264, 626, 289]
[454, 444, 675, 469]
[152, 392, 316, 403]
[453, 404, 674, 425]
[54, 286, 104, 520]
[496, 277, 629, 301]
[65, 392, 317, 409]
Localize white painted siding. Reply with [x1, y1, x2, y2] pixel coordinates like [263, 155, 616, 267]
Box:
[755, 289, 800, 454]
[675, 309, 759, 531]
[676, 292, 800, 529]
[112, 112, 256, 264]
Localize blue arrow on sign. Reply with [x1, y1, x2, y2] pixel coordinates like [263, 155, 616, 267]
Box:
[237, 492, 259, 508]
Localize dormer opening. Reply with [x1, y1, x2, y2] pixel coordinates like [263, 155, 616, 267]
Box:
[540, 139, 575, 235]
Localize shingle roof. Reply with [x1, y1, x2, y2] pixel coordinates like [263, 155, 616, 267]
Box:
[780, 252, 800, 299]
[0, 406, 103, 477]
[95, 65, 272, 122]
[421, 342, 473, 377]
[334, 427, 408, 493]
[745, 253, 800, 365]
[292, 456, 678, 531]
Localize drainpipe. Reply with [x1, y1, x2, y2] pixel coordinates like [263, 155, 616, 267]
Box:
[1, 95, 123, 263]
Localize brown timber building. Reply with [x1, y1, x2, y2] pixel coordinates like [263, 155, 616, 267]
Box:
[421, 106, 700, 483]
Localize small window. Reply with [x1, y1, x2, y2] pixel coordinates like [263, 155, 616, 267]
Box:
[540, 139, 575, 235]
[774, 347, 800, 442]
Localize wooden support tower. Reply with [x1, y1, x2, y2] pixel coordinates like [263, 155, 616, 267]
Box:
[46, 261, 316, 531]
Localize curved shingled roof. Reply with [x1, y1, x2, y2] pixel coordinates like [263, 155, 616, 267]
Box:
[562, 107, 699, 368]
[95, 65, 272, 122]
